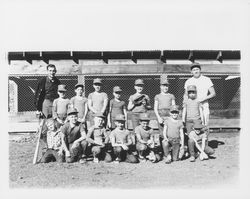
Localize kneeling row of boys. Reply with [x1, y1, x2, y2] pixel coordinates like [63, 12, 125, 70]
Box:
[40, 105, 215, 164]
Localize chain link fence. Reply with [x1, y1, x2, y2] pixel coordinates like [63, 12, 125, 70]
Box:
[8, 74, 240, 119]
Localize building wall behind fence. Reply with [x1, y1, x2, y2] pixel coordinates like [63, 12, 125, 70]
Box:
[8, 74, 240, 119]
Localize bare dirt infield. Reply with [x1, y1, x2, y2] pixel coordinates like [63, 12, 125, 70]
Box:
[9, 132, 239, 189]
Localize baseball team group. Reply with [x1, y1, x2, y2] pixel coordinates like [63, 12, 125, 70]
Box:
[34, 63, 216, 164]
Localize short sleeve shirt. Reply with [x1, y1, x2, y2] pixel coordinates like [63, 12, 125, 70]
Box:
[52, 98, 71, 119]
[88, 92, 108, 112]
[110, 99, 126, 118]
[110, 128, 131, 144]
[183, 98, 201, 120]
[154, 93, 175, 110]
[87, 126, 109, 144]
[70, 96, 88, 119]
[61, 122, 86, 144]
[189, 130, 207, 143]
[184, 75, 213, 106]
[129, 93, 150, 113]
[164, 118, 184, 139]
[135, 125, 154, 142]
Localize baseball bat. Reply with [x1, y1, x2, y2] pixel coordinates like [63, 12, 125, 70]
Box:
[32, 115, 45, 164]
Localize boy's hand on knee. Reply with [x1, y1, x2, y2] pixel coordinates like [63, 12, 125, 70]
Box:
[158, 117, 163, 124]
[200, 152, 208, 160]
[65, 151, 70, 157]
[57, 148, 63, 156]
[71, 141, 79, 149]
[202, 152, 208, 159]
[147, 140, 153, 145]
[121, 144, 128, 151]
[56, 118, 63, 124]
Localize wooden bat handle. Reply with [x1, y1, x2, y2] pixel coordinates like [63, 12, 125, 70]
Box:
[32, 119, 45, 164]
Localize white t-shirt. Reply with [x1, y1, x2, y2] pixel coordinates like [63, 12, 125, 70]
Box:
[184, 75, 213, 106]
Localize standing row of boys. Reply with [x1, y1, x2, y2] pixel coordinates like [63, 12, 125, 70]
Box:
[37, 63, 216, 164]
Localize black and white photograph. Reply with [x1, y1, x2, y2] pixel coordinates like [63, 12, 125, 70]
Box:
[2, 0, 250, 198]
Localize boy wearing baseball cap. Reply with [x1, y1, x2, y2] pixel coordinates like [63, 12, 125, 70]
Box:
[135, 113, 161, 163]
[52, 84, 71, 127]
[86, 112, 112, 163]
[70, 83, 88, 125]
[154, 77, 176, 138]
[107, 86, 127, 130]
[128, 79, 151, 131]
[188, 120, 214, 162]
[182, 85, 204, 135]
[110, 114, 138, 163]
[87, 78, 109, 126]
[162, 105, 184, 164]
[60, 108, 88, 163]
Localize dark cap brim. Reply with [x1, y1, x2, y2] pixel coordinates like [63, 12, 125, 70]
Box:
[170, 110, 179, 113]
[75, 85, 84, 89]
[67, 111, 78, 115]
[140, 118, 150, 121]
[190, 64, 201, 70]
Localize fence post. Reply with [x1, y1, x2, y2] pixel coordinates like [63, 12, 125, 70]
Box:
[8, 80, 18, 114]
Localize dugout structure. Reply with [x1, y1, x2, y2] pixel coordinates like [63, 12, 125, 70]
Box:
[8, 50, 240, 130]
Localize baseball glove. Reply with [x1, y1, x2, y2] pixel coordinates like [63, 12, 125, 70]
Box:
[133, 94, 146, 105]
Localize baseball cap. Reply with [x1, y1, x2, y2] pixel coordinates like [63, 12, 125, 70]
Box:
[94, 112, 105, 119]
[193, 120, 204, 129]
[113, 86, 122, 92]
[75, 83, 84, 89]
[93, 78, 103, 84]
[58, 84, 67, 92]
[67, 107, 78, 116]
[187, 85, 197, 92]
[115, 114, 126, 121]
[139, 113, 150, 121]
[170, 105, 179, 112]
[134, 79, 144, 85]
[160, 78, 169, 85]
[190, 63, 201, 70]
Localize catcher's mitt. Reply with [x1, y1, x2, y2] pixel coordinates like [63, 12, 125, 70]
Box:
[133, 94, 146, 105]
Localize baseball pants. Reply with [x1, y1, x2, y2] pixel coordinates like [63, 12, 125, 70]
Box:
[113, 146, 139, 163]
[157, 109, 170, 137]
[90, 145, 112, 162]
[188, 139, 214, 157]
[40, 149, 64, 163]
[162, 138, 181, 161]
[65, 140, 88, 163]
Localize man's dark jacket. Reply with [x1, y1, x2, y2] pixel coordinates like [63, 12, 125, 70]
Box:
[34, 77, 61, 111]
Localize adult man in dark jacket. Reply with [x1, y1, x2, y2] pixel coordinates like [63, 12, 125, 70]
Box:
[34, 64, 61, 118]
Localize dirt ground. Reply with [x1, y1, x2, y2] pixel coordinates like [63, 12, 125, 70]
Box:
[9, 131, 239, 189]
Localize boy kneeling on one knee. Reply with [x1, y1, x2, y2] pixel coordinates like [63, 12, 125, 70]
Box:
[61, 108, 88, 163]
[110, 114, 138, 164]
[188, 120, 215, 162]
[86, 112, 112, 163]
[162, 105, 184, 164]
[135, 113, 161, 163]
